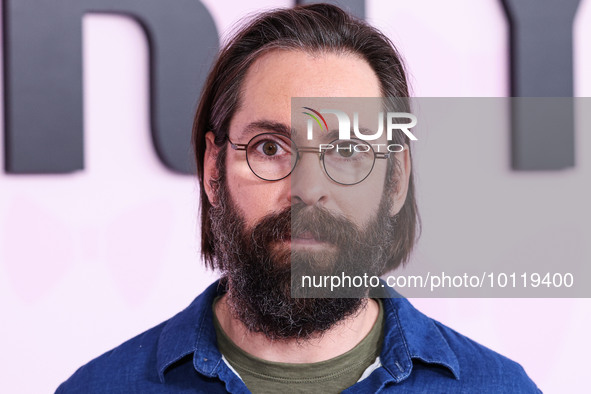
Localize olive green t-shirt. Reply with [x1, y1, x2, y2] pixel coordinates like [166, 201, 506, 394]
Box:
[213, 299, 384, 394]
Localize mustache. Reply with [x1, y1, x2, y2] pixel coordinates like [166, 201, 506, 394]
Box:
[250, 203, 362, 248]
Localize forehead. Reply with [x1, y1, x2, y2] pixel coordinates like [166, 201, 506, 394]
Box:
[229, 50, 382, 139]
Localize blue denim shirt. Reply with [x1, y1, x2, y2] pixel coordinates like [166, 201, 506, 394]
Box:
[57, 281, 540, 393]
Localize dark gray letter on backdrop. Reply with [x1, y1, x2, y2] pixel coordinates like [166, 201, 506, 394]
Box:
[303, 0, 580, 170]
[3, 0, 218, 174]
[501, 0, 580, 170]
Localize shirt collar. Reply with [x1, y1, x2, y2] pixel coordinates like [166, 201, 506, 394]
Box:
[156, 280, 460, 383]
[380, 293, 460, 382]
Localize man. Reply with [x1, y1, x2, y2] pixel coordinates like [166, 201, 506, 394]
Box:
[58, 4, 539, 393]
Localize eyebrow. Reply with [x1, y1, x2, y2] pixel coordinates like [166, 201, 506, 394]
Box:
[237, 120, 294, 141]
[321, 127, 375, 141]
[324, 129, 341, 141]
[236, 122, 376, 142]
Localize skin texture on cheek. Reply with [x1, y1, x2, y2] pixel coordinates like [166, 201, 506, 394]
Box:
[225, 149, 291, 229]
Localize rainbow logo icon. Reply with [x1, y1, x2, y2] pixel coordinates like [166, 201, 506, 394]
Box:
[302, 107, 328, 132]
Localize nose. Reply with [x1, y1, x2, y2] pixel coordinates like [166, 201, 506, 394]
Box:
[290, 150, 329, 206]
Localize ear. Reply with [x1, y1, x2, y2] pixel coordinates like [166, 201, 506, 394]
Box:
[389, 145, 411, 216]
[204, 131, 220, 206]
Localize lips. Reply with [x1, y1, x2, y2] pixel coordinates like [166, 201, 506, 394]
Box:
[294, 231, 315, 240]
[292, 230, 331, 246]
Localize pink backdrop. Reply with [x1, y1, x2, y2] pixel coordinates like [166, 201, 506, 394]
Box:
[1, 1, 590, 392]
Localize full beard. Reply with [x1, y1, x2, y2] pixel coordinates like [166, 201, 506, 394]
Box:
[209, 176, 395, 341]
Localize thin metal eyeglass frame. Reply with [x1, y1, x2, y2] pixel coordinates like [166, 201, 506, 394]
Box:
[226, 132, 390, 185]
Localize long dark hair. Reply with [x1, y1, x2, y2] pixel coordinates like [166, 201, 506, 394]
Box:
[192, 3, 420, 272]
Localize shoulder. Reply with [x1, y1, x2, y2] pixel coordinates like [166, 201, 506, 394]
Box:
[56, 281, 224, 393]
[429, 317, 541, 392]
[381, 297, 541, 393]
[56, 321, 168, 393]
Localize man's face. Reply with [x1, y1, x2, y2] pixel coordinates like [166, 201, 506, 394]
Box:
[203, 50, 410, 339]
[224, 49, 396, 233]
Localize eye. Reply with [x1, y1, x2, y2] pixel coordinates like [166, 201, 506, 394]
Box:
[337, 143, 355, 157]
[249, 134, 290, 159]
[261, 141, 278, 156]
[325, 140, 372, 162]
[330, 141, 358, 158]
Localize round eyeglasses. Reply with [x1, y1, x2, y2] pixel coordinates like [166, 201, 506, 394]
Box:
[227, 133, 390, 185]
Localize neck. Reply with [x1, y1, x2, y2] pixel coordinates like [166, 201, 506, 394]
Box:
[214, 293, 379, 363]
